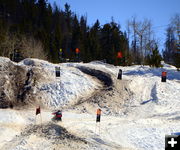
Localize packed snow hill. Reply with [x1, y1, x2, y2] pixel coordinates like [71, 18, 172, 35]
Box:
[0, 56, 180, 150]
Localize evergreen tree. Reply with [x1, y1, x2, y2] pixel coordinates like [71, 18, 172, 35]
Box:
[71, 15, 80, 56]
[147, 45, 162, 67]
[79, 16, 88, 61]
[0, 1, 137, 65]
[88, 20, 101, 60]
[163, 26, 176, 64]
[100, 23, 113, 63]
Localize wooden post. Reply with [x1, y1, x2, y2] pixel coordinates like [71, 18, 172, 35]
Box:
[55, 67, 60, 77]
[118, 69, 122, 80]
[95, 108, 102, 135]
[161, 71, 167, 82]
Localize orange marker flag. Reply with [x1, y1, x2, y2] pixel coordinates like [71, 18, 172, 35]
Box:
[96, 108, 102, 122]
[75, 48, 80, 54]
[97, 108, 101, 115]
[117, 52, 122, 58]
[162, 71, 167, 77]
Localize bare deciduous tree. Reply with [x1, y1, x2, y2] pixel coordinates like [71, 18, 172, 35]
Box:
[164, 14, 180, 69]
[127, 16, 155, 64]
[170, 14, 180, 51]
[0, 33, 47, 60]
[20, 35, 47, 60]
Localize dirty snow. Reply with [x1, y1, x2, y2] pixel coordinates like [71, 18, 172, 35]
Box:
[0, 57, 101, 108]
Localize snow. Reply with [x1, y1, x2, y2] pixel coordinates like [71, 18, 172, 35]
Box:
[0, 57, 180, 150]
[36, 66, 100, 107]
[18, 58, 102, 108]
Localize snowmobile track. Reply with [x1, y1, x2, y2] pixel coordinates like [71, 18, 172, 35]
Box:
[76, 66, 113, 88]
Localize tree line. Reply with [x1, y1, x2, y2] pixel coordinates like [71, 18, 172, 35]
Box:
[0, 0, 179, 68]
[163, 14, 180, 69]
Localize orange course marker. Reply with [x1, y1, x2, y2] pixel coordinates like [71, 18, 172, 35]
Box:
[117, 52, 122, 58]
[162, 71, 167, 77]
[96, 108, 101, 123]
[75, 48, 80, 54]
[96, 108, 101, 115]
[161, 71, 167, 82]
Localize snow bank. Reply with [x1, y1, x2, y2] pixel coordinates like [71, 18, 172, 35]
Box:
[118, 65, 180, 118]
[19, 58, 101, 108]
[0, 57, 101, 108]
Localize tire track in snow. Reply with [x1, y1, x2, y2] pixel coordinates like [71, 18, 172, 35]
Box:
[76, 66, 113, 88]
[70, 66, 132, 115]
[70, 66, 114, 107]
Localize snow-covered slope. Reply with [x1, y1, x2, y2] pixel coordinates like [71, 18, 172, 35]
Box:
[0, 57, 180, 150]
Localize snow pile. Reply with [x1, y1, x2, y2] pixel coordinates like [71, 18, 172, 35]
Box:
[111, 65, 180, 150]
[0, 57, 101, 108]
[0, 57, 19, 108]
[19, 58, 101, 108]
[65, 61, 119, 76]
[118, 65, 180, 117]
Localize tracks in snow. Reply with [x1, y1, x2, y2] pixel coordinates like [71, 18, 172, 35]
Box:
[68, 66, 132, 115]
[76, 66, 113, 89]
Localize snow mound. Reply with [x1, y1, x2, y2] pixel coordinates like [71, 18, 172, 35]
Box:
[0, 57, 101, 108]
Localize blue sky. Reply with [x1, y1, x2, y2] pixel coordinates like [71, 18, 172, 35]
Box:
[49, 0, 180, 50]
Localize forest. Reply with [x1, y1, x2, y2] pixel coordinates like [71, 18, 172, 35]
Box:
[0, 0, 179, 68]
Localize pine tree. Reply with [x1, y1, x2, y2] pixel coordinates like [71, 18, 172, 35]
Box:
[163, 26, 176, 64]
[86, 20, 100, 61]
[0, 1, 135, 65]
[148, 45, 162, 67]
